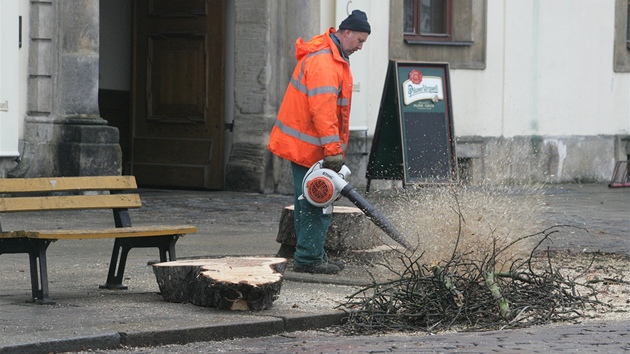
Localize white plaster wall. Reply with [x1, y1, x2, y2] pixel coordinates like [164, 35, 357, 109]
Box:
[449, 5, 505, 138]
[0, 0, 29, 154]
[18, 0, 28, 135]
[451, 0, 629, 138]
[320, 0, 389, 133]
[362, 1, 390, 134]
[320, 0, 335, 30]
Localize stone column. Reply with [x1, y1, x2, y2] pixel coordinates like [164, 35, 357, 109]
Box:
[10, 0, 121, 178]
[225, 0, 319, 192]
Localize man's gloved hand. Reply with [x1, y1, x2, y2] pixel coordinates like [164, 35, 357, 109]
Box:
[322, 154, 344, 172]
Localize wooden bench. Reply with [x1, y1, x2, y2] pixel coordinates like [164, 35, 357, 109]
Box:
[0, 176, 197, 304]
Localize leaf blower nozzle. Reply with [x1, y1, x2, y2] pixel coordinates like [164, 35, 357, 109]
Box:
[339, 184, 413, 250]
[300, 160, 413, 251]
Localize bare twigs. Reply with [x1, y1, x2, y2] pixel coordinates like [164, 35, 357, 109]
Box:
[339, 226, 609, 334]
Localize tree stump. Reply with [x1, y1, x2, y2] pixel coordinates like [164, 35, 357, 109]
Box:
[276, 205, 384, 258]
[152, 257, 287, 311]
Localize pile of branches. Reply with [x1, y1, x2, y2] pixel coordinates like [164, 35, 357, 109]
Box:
[340, 226, 610, 334]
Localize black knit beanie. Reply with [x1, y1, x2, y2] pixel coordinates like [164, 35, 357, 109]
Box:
[339, 10, 371, 34]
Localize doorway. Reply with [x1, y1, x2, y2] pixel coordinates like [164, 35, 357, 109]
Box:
[99, 0, 226, 190]
[131, 0, 226, 189]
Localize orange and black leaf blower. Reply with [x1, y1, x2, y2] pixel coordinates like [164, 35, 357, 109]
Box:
[300, 160, 413, 250]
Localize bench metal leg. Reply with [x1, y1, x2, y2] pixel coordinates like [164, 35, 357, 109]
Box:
[100, 241, 131, 290]
[100, 235, 180, 290]
[28, 240, 55, 305]
[0, 238, 55, 304]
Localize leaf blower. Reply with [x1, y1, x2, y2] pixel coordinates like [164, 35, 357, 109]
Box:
[300, 160, 413, 250]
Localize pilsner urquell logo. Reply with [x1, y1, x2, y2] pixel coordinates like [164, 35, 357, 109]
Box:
[409, 69, 422, 84]
[402, 70, 444, 106]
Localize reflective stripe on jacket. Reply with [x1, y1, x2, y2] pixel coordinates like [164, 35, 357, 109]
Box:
[267, 27, 352, 168]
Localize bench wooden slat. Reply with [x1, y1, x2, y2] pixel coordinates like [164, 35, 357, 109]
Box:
[0, 193, 142, 212]
[0, 176, 137, 193]
[17, 225, 197, 240]
[0, 231, 21, 239]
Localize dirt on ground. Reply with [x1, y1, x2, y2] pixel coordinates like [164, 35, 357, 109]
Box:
[541, 251, 630, 322]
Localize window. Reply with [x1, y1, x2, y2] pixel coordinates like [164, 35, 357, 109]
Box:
[391, 1, 486, 69]
[404, 0, 452, 43]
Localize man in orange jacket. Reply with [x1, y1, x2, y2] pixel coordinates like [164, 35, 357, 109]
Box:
[268, 10, 371, 274]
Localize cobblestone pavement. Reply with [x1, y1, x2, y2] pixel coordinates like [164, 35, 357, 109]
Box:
[68, 320, 630, 353]
[539, 184, 629, 255]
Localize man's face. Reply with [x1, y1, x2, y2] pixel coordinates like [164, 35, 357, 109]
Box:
[340, 30, 369, 57]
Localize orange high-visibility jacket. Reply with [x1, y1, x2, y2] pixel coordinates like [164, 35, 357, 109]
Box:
[268, 28, 352, 168]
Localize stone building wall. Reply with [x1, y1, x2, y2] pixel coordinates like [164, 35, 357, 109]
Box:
[225, 0, 320, 193]
[9, 0, 120, 178]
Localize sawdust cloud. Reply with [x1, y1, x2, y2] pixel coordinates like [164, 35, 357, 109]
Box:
[370, 182, 549, 269]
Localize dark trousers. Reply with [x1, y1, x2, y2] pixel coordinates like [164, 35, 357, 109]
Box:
[291, 162, 332, 266]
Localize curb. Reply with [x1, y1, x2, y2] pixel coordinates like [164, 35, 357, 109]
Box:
[0, 334, 121, 354]
[0, 312, 346, 354]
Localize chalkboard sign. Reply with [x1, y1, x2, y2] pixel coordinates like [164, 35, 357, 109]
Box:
[366, 61, 458, 190]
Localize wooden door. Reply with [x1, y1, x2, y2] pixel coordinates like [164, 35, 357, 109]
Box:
[131, 0, 225, 189]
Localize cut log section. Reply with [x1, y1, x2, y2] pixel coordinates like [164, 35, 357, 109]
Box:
[152, 257, 287, 311]
[276, 205, 384, 258]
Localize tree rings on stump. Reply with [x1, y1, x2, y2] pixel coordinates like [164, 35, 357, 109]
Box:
[152, 257, 287, 311]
